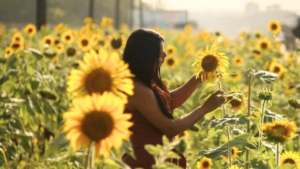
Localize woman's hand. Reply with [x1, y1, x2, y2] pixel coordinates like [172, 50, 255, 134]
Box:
[202, 90, 225, 113]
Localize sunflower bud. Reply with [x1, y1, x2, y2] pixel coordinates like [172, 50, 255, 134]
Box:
[288, 99, 300, 109]
[258, 89, 273, 101]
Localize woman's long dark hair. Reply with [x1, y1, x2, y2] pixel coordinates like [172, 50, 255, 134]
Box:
[123, 29, 173, 119]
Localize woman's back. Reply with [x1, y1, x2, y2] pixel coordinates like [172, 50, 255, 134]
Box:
[122, 82, 186, 169]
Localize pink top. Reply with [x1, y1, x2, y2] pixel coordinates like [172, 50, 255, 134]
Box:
[122, 109, 186, 169]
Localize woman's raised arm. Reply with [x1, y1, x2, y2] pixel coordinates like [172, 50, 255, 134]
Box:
[130, 82, 225, 138]
[171, 75, 202, 109]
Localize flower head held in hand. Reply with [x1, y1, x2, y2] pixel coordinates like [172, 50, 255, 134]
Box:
[192, 45, 229, 82]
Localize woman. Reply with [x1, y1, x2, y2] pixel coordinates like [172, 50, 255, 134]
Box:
[122, 29, 225, 169]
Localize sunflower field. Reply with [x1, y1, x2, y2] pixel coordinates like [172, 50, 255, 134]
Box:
[0, 17, 300, 169]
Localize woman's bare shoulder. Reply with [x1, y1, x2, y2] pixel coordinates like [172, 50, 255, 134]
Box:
[126, 80, 153, 110]
[132, 80, 152, 95]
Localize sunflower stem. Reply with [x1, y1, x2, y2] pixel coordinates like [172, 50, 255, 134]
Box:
[245, 72, 252, 169]
[227, 124, 232, 166]
[218, 80, 231, 166]
[276, 143, 280, 167]
[86, 141, 95, 169]
[259, 100, 267, 149]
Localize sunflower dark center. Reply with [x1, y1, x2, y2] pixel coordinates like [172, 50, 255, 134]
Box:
[283, 158, 296, 164]
[111, 38, 122, 49]
[274, 66, 281, 73]
[255, 33, 261, 38]
[99, 40, 105, 46]
[253, 50, 261, 55]
[81, 111, 114, 142]
[202, 161, 209, 168]
[46, 39, 51, 45]
[271, 24, 278, 30]
[168, 48, 173, 54]
[85, 68, 113, 94]
[54, 40, 60, 45]
[81, 39, 89, 46]
[16, 37, 20, 41]
[66, 48, 76, 56]
[28, 28, 33, 33]
[11, 43, 20, 49]
[230, 98, 242, 107]
[167, 58, 175, 66]
[66, 35, 71, 40]
[201, 55, 218, 72]
[261, 42, 268, 49]
[273, 125, 286, 135]
[236, 59, 241, 63]
[215, 32, 220, 36]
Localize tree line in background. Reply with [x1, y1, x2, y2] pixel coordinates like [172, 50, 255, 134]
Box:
[0, 0, 149, 29]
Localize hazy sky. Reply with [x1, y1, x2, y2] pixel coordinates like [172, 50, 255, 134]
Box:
[143, 0, 300, 13]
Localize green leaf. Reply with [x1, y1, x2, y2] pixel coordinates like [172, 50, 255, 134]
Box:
[208, 114, 250, 129]
[122, 140, 136, 159]
[162, 135, 170, 146]
[166, 151, 181, 159]
[145, 144, 163, 156]
[30, 95, 43, 114]
[44, 133, 69, 157]
[28, 48, 43, 60]
[254, 70, 278, 84]
[30, 80, 39, 91]
[102, 158, 120, 168]
[197, 134, 257, 159]
[264, 109, 285, 121]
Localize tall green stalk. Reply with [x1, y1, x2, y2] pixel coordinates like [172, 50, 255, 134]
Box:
[245, 73, 252, 169]
[86, 141, 95, 169]
[259, 100, 267, 149]
[276, 143, 280, 167]
[218, 81, 231, 166]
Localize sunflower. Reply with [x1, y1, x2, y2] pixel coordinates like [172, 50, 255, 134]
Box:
[230, 71, 242, 82]
[56, 43, 65, 54]
[184, 24, 193, 33]
[63, 93, 133, 157]
[10, 42, 24, 51]
[280, 151, 300, 169]
[231, 147, 242, 159]
[24, 23, 36, 36]
[91, 34, 102, 46]
[192, 45, 229, 82]
[110, 37, 123, 50]
[12, 32, 24, 43]
[254, 31, 262, 38]
[166, 45, 177, 55]
[84, 17, 93, 24]
[164, 56, 178, 69]
[227, 95, 246, 111]
[232, 56, 243, 67]
[5, 47, 13, 58]
[252, 50, 262, 58]
[101, 17, 113, 27]
[285, 85, 296, 94]
[268, 20, 281, 35]
[196, 157, 213, 169]
[257, 38, 271, 51]
[66, 47, 77, 57]
[269, 62, 286, 77]
[67, 50, 134, 99]
[43, 35, 55, 46]
[78, 36, 91, 51]
[185, 42, 195, 54]
[61, 30, 75, 44]
[262, 119, 297, 143]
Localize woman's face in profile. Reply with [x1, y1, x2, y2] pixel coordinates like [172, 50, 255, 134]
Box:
[159, 42, 167, 66]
